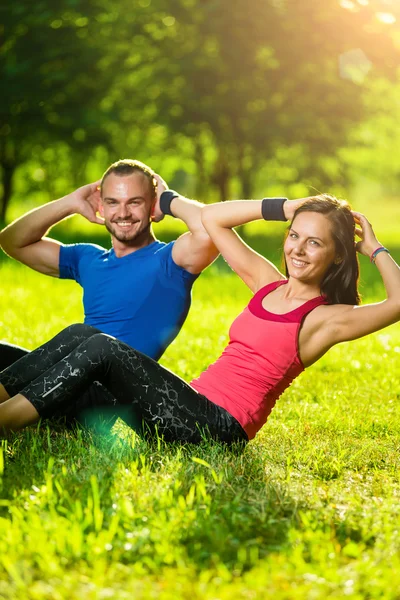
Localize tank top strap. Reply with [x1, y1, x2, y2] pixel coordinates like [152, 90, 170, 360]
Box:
[252, 279, 287, 302]
[249, 279, 328, 323]
[294, 294, 329, 320]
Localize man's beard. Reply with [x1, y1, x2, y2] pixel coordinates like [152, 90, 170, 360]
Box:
[105, 220, 152, 244]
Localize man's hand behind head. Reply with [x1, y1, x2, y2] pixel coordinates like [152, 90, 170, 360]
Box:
[71, 180, 104, 225]
[151, 174, 168, 223]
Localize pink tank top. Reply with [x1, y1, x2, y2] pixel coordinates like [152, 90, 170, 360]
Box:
[191, 280, 328, 440]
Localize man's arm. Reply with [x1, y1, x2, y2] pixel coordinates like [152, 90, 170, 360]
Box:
[153, 175, 219, 275]
[0, 181, 103, 277]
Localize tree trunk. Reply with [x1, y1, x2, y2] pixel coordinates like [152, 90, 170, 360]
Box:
[237, 144, 254, 199]
[0, 161, 16, 223]
[212, 150, 230, 202]
[239, 168, 253, 199]
[194, 139, 207, 201]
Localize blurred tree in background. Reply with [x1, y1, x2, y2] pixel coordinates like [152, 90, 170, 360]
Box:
[1, 1, 106, 219]
[1, 0, 400, 219]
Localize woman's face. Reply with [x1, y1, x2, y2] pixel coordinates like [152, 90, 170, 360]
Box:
[284, 211, 338, 284]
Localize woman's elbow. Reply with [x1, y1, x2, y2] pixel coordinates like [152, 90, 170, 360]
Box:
[201, 204, 221, 231]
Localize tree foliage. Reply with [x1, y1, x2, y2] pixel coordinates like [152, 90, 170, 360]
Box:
[1, 0, 399, 217]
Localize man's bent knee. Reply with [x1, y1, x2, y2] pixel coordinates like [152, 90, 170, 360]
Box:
[61, 323, 102, 340]
[82, 333, 116, 356]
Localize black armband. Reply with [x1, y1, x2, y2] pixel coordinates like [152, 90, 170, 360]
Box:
[261, 197, 288, 221]
[160, 190, 179, 217]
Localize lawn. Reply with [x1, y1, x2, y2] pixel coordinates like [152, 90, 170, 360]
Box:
[0, 224, 400, 599]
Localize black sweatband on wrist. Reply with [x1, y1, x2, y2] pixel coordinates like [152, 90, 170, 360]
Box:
[160, 190, 179, 217]
[261, 197, 288, 221]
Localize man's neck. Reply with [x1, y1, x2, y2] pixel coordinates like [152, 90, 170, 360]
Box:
[112, 231, 157, 258]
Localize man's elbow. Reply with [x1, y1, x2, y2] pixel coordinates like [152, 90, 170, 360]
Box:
[191, 229, 214, 247]
[0, 234, 17, 257]
[0, 231, 10, 254]
[193, 232, 219, 265]
[0, 234, 26, 262]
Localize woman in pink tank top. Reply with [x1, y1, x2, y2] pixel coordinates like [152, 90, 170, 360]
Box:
[1, 194, 399, 444]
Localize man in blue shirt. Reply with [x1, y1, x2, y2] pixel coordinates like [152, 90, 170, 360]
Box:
[0, 159, 218, 371]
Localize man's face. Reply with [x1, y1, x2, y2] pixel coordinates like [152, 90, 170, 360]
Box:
[99, 172, 155, 244]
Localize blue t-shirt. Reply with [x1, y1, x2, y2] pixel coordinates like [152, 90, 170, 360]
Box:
[59, 241, 198, 360]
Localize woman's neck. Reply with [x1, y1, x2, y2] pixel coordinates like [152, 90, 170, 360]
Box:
[281, 277, 322, 301]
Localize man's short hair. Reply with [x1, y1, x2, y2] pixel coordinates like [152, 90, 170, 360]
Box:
[101, 159, 157, 197]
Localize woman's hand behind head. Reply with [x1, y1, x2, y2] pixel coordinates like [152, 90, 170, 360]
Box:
[284, 197, 314, 221]
[352, 211, 380, 258]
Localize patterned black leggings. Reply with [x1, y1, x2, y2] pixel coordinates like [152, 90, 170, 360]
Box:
[0, 341, 29, 371]
[0, 324, 247, 444]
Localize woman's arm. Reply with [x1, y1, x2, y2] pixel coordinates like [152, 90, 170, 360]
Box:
[327, 212, 400, 343]
[201, 200, 282, 292]
[152, 175, 219, 275]
[201, 198, 305, 293]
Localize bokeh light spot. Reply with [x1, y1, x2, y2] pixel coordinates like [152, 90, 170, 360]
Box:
[32, 169, 45, 182]
[376, 12, 396, 24]
[340, 0, 357, 11]
[163, 16, 176, 27]
[75, 17, 89, 27]
[50, 20, 63, 29]
[339, 48, 372, 84]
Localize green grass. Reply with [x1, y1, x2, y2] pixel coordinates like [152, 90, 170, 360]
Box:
[1, 233, 400, 599]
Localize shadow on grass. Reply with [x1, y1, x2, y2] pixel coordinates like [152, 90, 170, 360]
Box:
[0, 424, 300, 572]
[177, 445, 300, 569]
[1, 420, 391, 573]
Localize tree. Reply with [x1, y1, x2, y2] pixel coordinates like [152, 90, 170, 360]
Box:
[2, 0, 400, 215]
[0, 1, 118, 219]
[114, 0, 400, 199]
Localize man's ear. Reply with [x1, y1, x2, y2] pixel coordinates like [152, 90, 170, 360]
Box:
[98, 201, 104, 218]
[150, 197, 157, 220]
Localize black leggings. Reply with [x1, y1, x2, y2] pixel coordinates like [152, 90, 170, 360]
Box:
[0, 324, 247, 444]
[1, 327, 117, 429]
[0, 341, 29, 371]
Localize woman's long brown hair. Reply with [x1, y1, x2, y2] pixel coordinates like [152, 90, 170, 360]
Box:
[286, 195, 361, 305]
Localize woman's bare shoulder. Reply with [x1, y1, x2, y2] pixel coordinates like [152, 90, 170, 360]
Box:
[300, 303, 358, 365]
[313, 300, 355, 316]
[304, 302, 355, 332]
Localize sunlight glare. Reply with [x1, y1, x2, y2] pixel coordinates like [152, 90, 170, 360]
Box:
[339, 48, 372, 83]
[376, 12, 397, 24]
[340, 0, 357, 10]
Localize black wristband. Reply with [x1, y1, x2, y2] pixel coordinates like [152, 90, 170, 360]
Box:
[261, 197, 288, 221]
[160, 190, 179, 217]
